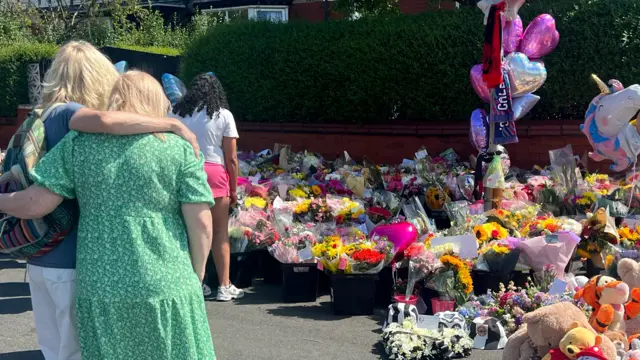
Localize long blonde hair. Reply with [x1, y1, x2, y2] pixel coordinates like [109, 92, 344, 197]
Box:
[42, 41, 118, 110]
[108, 70, 171, 139]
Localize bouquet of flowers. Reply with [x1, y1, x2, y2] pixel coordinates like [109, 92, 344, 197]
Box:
[473, 222, 509, 246]
[477, 239, 521, 274]
[458, 275, 582, 336]
[577, 208, 619, 267]
[519, 216, 562, 238]
[349, 248, 386, 274]
[381, 320, 473, 360]
[246, 219, 280, 251]
[430, 253, 473, 306]
[619, 224, 640, 250]
[404, 243, 441, 300]
[269, 231, 317, 263]
[312, 235, 343, 273]
[294, 198, 333, 223]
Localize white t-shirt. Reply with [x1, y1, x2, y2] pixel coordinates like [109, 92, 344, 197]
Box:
[171, 108, 239, 165]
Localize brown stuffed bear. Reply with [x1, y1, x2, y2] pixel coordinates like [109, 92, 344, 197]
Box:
[502, 302, 617, 360]
[618, 259, 640, 335]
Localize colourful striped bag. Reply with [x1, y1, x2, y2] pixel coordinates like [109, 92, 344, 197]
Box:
[0, 104, 78, 258]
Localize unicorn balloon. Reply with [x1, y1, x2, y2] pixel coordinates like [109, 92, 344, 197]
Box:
[581, 75, 640, 171]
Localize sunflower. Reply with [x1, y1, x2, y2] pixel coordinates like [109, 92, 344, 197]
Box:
[474, 225, 489, 244]
[311, 185, 322, 196]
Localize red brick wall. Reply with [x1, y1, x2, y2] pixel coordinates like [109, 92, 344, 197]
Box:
[289, 1, 344, 22]
[235, 121, 615, 173]
[289, 0, 455, 22]
[0, 106, 32, 150]
[0, 109, 614, 173]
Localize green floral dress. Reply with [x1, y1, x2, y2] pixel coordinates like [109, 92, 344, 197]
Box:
[31, 131, 216, 360]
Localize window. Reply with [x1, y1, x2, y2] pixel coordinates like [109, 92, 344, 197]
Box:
[250, 8, 288, 22]
[204, 6, 288, 23]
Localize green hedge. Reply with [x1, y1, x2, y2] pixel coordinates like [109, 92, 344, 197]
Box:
[181, 0, 640, 123]
[0, 43, 58, 117]
[0, 44, 181, 117]
[112, 44, 182, 56]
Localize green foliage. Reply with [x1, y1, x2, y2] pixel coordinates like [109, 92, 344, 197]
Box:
[181, 0, 640, 123]
[182, 11, 483, 123]
[111, 44, 182, 56]
[333, 0, 400, 18]
[0, 43, 58, 117]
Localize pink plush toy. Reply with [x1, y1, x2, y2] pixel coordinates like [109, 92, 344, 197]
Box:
[581, 75, 640, 172]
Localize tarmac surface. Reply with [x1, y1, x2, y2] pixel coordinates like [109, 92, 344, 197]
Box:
[0, 255, 502, 360]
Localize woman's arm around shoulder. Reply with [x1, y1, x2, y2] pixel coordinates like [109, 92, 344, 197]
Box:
[68, 108, 200, 157]
[0, 186, 63, 219]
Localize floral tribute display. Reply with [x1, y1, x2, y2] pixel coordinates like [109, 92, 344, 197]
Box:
[217, 136, 640, 358]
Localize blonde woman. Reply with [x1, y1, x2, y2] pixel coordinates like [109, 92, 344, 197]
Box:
[0, 71, 216, 359]
[4, 41, 200, 360]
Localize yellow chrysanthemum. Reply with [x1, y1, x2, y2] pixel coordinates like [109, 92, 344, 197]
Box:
[244, 196, 267, 209]
[294, 199, 312, 214]
[289, 188, 308, 199]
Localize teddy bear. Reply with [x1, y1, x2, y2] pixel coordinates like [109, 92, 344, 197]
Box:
[543, 321, 603, 360]
[577, 345, 608, 360]
[574, 275, 629, 333]
[605, 330, 629, 360]
[615, 259, 640, 335]
[502, 302, 617, 360]
[624, 338, 640, 360]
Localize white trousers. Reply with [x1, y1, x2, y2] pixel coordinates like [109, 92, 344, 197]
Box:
[27, 264, 81, 360]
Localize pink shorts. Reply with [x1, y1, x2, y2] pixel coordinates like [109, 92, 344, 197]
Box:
[204, 162, 230, 199]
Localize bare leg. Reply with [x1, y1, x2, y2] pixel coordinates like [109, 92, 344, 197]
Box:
[211, 196, 231, 287]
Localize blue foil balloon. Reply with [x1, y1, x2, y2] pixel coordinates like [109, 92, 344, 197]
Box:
[161, 73, 187, 106]
[469, 108, 489, 152]
[114, 61, 128, 74]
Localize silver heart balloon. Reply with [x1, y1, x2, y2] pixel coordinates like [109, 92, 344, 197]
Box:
[505, 52, 547, 97]
[513, 94, 540, 120]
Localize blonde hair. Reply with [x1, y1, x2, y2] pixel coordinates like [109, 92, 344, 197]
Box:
[108, 70, 171, 139]
[42, 41, 119, 110]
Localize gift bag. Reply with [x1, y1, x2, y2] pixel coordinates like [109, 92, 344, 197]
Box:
[517, 231, 580, 279]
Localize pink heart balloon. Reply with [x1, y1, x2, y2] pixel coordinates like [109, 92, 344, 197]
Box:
[520, 14, 560, 59]
[503, 16, 523, 54]
[470, 64, 490, 103]
[369, 222, 418, 255]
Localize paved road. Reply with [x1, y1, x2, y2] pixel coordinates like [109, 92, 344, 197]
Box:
[0, 255, 502, 360]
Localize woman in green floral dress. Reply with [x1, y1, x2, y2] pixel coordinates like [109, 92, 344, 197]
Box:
[5, 71, 216, 359]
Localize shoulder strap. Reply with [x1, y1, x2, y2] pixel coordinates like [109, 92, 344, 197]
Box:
[41, 103, 65, 123]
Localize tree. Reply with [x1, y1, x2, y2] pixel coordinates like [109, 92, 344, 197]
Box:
[333, 0, 400, 18]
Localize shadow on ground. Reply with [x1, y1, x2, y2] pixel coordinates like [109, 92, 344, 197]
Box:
[0, 297, 32, 315]
[0, 350, 43, 360]
[266, 301, 354, 321]
[0, 282, 30, 298]
[0, 256, 26, 271]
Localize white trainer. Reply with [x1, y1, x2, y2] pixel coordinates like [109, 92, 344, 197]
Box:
[216, 284, 245, 301]
[203, 284, 213, 298]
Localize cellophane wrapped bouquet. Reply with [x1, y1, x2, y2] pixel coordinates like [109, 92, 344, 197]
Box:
[426, 245, 474, 306]
[403, 243, 441, 300]
[382, 320, 473, 360]
[312, 227, 393, 274]
[269, 219, 319, 264]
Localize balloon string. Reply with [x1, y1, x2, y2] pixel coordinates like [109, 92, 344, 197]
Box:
[628, 161, 638, 212]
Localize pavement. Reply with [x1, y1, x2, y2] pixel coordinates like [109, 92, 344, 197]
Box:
[0, 255, 502, 360]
